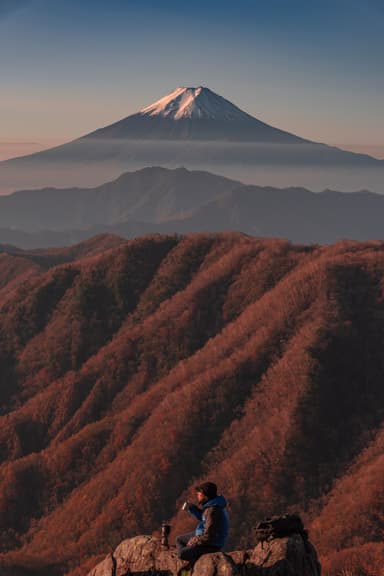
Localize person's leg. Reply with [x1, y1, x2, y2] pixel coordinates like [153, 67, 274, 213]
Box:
[178, 544, 220, 562]
[176, 532, 196, 554]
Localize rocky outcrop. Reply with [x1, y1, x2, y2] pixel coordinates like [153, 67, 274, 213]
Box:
[246, 534, 321, 575]
[87, 534, 321, 576]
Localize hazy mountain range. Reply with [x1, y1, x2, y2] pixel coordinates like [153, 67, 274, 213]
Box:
[1, 167, 384, 248]
[1, 86, 383, 194]
[0, 233, 383, 576]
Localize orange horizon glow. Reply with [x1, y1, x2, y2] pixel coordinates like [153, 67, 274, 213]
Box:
[0, 139, 69, 161]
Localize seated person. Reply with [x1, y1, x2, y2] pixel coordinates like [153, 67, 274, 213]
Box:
[176, 481, 229, 565]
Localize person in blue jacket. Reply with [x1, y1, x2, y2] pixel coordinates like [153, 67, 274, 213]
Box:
[176, 481, 229, 564]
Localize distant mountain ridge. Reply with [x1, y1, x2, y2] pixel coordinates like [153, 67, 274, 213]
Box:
[0, 167, 239, 232]
[1, 167, 384, 248]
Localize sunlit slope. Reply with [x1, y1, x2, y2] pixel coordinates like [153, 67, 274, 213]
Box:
[0, 233, 383, 575]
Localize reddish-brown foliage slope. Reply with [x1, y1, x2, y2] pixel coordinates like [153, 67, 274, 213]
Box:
[0, 233, 383, 576]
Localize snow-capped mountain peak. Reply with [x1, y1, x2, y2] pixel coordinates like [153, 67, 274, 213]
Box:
[86, 85, 306, 143]
[138, 86, 252, 121]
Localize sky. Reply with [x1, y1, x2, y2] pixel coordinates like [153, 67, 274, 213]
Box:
[1, 0, 383, 159]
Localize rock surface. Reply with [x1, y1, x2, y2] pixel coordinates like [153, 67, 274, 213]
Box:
[247, 535, 321, 575]
[192, 552, 240, 576]
[87, 534, 321, 576]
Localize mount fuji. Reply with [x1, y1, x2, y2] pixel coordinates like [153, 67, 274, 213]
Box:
[86, 86, 306, 142]
[1, 86, 383, 194]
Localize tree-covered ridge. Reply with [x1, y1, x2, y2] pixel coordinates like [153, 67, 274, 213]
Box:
[0, 233, 383, 576]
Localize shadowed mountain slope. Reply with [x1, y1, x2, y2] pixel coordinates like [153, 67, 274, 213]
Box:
[0, 167, 240, 232]
[167, 185, 384, 243]
[0, 233, 383, 576]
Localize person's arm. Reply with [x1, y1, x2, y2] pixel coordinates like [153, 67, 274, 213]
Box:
[193, 507, 221, 545]
[187, 503, 203, 521]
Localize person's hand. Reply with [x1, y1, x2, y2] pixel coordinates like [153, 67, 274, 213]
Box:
[187, 536, 199, 547]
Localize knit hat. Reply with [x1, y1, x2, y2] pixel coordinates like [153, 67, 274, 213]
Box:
[195, 482, 217, 500]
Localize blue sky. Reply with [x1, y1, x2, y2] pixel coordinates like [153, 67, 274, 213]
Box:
[1, 0, 383, 157]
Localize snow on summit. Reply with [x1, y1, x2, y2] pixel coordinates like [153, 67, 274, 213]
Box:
[139, 86, 252, 121]
[84, 84, 309, 145]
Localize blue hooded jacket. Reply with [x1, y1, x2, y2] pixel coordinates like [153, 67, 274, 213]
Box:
[187, 495, 229, 549]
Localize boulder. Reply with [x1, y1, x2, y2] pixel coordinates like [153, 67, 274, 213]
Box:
[87, 553, 115, 576]
[87, 534, 320, 576]
[193, 552, 240, 575]
[114, 535, 183, 576]
[246, 534, 321, 575]
[88, 535, 183, 576]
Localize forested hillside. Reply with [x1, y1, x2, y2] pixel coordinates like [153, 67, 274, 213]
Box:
[0, 233, 383, 576]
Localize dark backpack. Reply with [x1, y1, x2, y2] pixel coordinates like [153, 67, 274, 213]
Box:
[254, 514, 307, 543]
